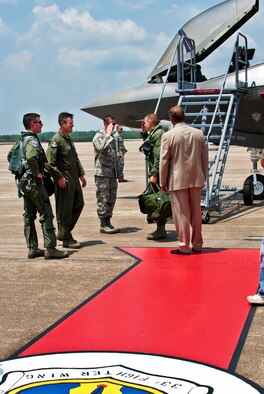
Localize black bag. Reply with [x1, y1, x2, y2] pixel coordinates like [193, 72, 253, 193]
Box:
[139, 140, 153, 159]
[138, 183, 172, 221]
[43, 170, 55, 196]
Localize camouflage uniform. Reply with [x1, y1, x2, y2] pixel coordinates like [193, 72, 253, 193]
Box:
[93, 129, 121, 220]
[14, 131, 57, 250]
[46, 130, 85, 242]
[113, 131, 127, 179]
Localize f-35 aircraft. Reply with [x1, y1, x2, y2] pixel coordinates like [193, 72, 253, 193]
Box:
[82, 0, 264, 216]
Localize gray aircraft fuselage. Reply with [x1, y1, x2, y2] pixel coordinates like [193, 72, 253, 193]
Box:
[82, 63, 264, 149]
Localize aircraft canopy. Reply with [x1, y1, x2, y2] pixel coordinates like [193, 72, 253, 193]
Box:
[148, 0, 259, 79]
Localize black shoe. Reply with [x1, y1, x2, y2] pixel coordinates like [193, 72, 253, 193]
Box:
[170, 249, 191, 255]
[192, 248, 202, 253]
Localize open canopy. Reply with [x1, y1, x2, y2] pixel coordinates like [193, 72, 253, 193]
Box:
[148, 0, 259, 79]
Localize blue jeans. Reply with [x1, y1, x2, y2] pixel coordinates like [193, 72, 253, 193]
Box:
[258, 237, 264, 296]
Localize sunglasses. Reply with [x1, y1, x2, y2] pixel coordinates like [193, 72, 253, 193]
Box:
[33, 121, 43, 125]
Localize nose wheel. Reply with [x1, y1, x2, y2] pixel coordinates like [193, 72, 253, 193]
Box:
[243, 177, 254, 206]
[243, 173, 264, 205]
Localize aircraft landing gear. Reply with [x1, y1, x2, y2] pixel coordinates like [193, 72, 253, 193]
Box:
[246, 148, 264, 201]
[244, 174, 264, 200]
[243, 177, 254, 206]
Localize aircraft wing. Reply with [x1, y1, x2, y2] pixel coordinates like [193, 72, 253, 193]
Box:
[149, 0, 259, 79]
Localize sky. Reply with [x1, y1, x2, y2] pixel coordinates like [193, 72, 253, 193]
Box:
[0, 0, 263, 134]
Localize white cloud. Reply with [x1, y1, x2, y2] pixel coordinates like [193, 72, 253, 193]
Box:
[33, 3, 59, 19]
[59, 7, 147, 41]
[57, 47, 104, 68]
[16, 4, 147, 53]
[3, 50, 33, 71]
[57, 44, 152, 69]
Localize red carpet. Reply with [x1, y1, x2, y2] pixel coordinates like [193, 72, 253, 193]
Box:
[19, 248, 260, 370]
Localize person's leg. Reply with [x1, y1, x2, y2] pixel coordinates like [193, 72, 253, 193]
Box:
[258, 237, 264, 297]
[55, 183, 74, 242]
[70, 182, 84, 232]
[26, 182, 68, 259]
[96, 177, 111, 218]
[95, 176, 119, 234]
[29, 183, 56, 249]
[23, 195, 38, 251]
[118, 156, 125, 180]
[146, 218, 167, 240]
[108, 177, 118, 217]
[170, 189, 191, 253]
[189, 187, 203, 252]
[247, 237, 264, 304]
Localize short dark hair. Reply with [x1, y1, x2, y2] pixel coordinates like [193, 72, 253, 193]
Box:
[58, 112, 73, 126]
[23, 113, 40, 130]
[103, 115, 115, 124]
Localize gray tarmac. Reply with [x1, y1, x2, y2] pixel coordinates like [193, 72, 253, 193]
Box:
[0, 140, 263, 389]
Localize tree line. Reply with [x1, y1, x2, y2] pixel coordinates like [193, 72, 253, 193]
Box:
[0, 130, 140, 143]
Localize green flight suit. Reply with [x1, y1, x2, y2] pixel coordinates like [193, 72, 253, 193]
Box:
[141, 124, 164, 177]
[141, 124, 166, 226]
[16, 131, 56, 250]
[46, 130, 85, 241]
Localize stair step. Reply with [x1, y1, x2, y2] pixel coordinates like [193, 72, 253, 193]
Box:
[180, 100, 231, 106]
[187, 124, 226, 128]
[185, 112, 227, 116]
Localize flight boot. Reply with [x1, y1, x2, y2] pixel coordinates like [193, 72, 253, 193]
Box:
[146, 224, 167, 240]
[28, 248, 45, 259]
[44, 248, 69, 260]
[100, 218, 120, 234]
[63, 236, 81, 249]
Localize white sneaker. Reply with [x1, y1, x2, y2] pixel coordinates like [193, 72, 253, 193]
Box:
[247, 294, 264, 305]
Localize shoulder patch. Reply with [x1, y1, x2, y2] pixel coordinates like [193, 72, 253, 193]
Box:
[66, 144, 71, 150]
[31, 140, 39, 148]
[51, 141, 58, 148]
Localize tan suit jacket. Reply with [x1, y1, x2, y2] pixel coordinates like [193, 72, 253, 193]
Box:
[160, 123, 208, 191]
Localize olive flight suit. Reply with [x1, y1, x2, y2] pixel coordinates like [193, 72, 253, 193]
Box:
[16, 131, 57, 250]
[141, 124, 166, 226]
[46, 130, 85, 242]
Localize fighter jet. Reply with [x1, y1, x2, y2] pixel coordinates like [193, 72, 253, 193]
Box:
[82, 0, 264, 211]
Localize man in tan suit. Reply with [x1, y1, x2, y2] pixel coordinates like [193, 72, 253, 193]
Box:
[160, 105, 208, 254]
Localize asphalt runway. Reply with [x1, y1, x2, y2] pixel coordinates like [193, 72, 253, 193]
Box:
[0, 140, 263, 389]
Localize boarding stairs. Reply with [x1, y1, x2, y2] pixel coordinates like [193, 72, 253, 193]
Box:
[155, 32, 250, 222]
[177, 88, 241, 222]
